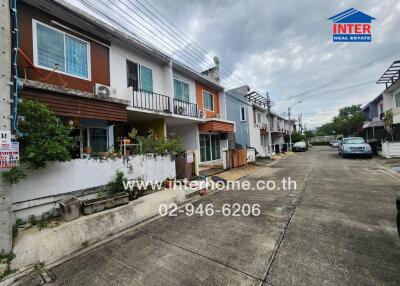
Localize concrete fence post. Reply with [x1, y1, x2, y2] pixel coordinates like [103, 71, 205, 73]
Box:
[0, 181, 13, 254]
[0, 0, 13, 254]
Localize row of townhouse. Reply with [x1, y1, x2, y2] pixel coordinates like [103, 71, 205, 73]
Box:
[362, 61, 400, 157]
[15, 0, 294, 174]
[226, 86, 293, 157]
[0, 0, 298, 252]
[16, 0, 236, 176]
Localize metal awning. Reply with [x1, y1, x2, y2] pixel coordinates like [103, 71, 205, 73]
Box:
[376, 61, 400, 88]
[362, 120, 384, 129]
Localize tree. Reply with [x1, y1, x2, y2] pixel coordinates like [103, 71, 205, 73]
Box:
[291, 132, 306, 143]
[2, 100, 72, 184]
[316, 105, 364, 137]
[303, 130, 314, 139]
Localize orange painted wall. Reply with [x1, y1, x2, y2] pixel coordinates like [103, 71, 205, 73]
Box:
[195, 81, 219, 118]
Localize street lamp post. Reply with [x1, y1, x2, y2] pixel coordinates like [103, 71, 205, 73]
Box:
[288, 101, 302, 151]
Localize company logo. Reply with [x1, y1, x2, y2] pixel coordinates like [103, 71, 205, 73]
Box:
[328, 8, 376, 42]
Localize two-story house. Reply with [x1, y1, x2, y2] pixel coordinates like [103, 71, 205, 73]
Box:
[226, 86, 271, 157]
[20, 0, 238, 176]
[17, 0, 130, 158]
[377, 61, 400, 140]
[362, 93, 385, 142]
[167, 65, 235, 170]
[226, 86, 292, 157]
[196, 69, 235, 168]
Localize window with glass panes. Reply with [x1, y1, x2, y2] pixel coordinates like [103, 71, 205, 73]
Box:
[140, 66, 153, 92]
[34, 21, 89, 79]
[202, 90, 214, 111]
[256, 112, 262, 124]
[174, 79, 190, 101]
[395, 91, 400, 108]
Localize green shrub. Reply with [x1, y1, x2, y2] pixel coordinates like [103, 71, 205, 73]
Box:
[128, 128, 184, 155]
[107, 170, 128, 194]
[2, 100, 72, 184]
[1, 167, 26, 185]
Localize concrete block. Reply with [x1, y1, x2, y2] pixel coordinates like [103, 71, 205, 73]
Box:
[11, 188, 187, 269]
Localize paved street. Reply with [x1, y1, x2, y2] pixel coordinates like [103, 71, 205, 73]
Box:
[45, 146, 400, 286]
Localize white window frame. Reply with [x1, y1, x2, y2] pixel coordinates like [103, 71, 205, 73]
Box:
[202, 90, 214, 111]
[126, 61, 153, 90]
[256, 112, 262, 124]
[32, 19, 92, 81]
[199, 133, 221, 163]
[240, 106, 246, 122]
[395, 91, 400, 108]
[173, 78, 191, 102]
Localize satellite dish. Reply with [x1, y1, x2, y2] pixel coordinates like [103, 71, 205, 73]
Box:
[213, 56, 220, 66]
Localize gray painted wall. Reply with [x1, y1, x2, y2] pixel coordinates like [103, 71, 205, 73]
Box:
[226, 86, 251, 147]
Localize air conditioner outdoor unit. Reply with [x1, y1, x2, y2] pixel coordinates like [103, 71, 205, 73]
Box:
[199, 109, 205, 119]
[94, 83, 117, 97]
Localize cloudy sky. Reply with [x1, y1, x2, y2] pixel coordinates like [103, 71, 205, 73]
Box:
[70, 0, 400, 129]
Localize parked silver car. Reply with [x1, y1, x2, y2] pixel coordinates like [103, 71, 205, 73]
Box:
[338, 137, 372, 158]
[330, 140, 340, 148]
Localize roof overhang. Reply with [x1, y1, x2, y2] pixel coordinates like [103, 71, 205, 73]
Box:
[172, 62, 224, 91]
[362, 120, 384, 129]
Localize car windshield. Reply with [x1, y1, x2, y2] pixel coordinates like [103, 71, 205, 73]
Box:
[294, 142, 306, 147]
[343, 138, 365, 144]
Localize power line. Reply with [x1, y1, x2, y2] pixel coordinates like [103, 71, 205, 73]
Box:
[131, 0, 245, 87]
[297, 80, 376, 101]
[85, 0, 212, 73]
[137, 0, 248, 87]
[288, 46, 400, 99]
[81, 0, 246, 89]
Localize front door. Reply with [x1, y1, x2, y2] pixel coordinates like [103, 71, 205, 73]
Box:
[200, 134, 221, 162]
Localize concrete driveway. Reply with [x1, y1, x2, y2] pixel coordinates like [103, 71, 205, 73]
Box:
[23, 146, 400, 285]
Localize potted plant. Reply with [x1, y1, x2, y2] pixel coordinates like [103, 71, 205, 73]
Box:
[83, 146, 92, 155]
[164, 177, 175, 189]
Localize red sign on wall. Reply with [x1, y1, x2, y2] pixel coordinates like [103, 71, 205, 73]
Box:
[0, 142, 19, 169]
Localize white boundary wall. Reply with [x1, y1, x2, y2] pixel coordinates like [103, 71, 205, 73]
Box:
[380, 142, 400, 158]
[12, 155, 176, 220]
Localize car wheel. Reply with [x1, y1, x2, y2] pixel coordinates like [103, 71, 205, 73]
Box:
[341, 153, 346, 158]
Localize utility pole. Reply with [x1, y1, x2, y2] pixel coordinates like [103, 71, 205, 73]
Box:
[266, 93, 273, 159]
[0, 0, 13, 254]
[298, 114, 303, 134]
[288, 106, 292, 151]
[288, 101, 302, 151]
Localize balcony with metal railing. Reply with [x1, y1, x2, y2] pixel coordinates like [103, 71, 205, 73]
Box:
[132, 89, 171, 113]
[173, 98, 198, 118]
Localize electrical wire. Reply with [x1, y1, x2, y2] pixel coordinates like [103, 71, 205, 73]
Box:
[79, 0, 255, 91]
[288, 46, 400, 99]
[136, 0, 248, 87]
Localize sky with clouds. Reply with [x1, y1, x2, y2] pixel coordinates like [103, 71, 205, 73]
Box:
[69, 0, 400, 129]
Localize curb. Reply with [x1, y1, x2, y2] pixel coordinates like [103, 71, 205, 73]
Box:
[367, 160, 400, 181]
[1, 160, 281, 285]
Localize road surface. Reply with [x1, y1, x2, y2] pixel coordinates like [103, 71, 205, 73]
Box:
[26, 146, 400, 285]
